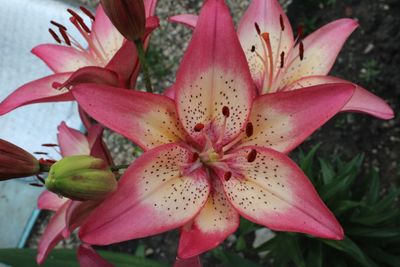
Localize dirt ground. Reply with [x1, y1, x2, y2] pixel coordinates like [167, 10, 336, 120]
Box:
[27, 0, 399, 265]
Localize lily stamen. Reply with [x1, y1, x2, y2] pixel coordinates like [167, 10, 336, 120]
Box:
[224, 171, 232, 181]
[247, 149, 257, 163]
[194, 123, 205, 132]
[246, 122, 254, 137]
[80, 6, 95, 21]
[48, 29, 61, 44]
[299, 41, 304, 60]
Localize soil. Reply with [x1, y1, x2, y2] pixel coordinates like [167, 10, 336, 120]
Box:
[26, 0, 399, 266]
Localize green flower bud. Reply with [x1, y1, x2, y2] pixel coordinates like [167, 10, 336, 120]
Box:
[45, 155, 117, 201]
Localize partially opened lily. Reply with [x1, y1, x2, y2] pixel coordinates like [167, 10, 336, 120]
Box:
[36, 122, 113, 265]
[72, 0, 357, 259]
[0, 1, 159, 116]
[169, 0, 394, 120]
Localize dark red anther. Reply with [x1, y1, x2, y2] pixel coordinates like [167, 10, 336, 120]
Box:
[246, 122, 254, 137]
[299, 41, 304, 61]
[42, 144, 59, 147]
[80, 6, 95, 21]
[251, 45, 256, 53]
[194, 123, 205, 132]
[52, 82, 62, 90]
[224, 171, 232, 181]
[30, 183, 44, 188]
[67, 8, 83, 21]
[50, 20, 67, 31]
[279, 14, 285, 31]
[280, 51, 285, 68]
[59, 28, 71, 46]
[247, 149, 257, 163]
[192, 153, 199, 162]
[34, 152, 48, 155]
[68, 9, 91, 33]
[297, 24, 304, 39]
[255, 22, 261, 35]
[48, 29, 61, 44]
[222, 106, 230, 118]
[36, 175, 45, 184]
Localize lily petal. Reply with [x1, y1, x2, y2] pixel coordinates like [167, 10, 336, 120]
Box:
[174, 256, 202, 267]
[105, 40, 138, 87]
[37, 190, 68, 211]
[87, 124, 113, 165]
[278, 19, 358, 88]
[174, 0, 255, 145]
[73, 84, 186, 150]
[57, 122, 90, 157]
[64, 200, 98, 238]
[79, 143, 210, 245]
[59, 66, 122, 89]
[164, 86, 176, 99]
[223, 146, 343, 240]
[37, 201, 71, 264]
[32, 45, 95, 73]
[284, 75, 394, 120]
[91, 5, 124, 64]
[77, 244, 114, 267]
[240, 83, 355, 153]
[237, 0, 294, 91]
[178, 178, 239, 258]
[169, 14, 198, 29]
[144, 0, 158, 17]
[0, 73, 73, 115]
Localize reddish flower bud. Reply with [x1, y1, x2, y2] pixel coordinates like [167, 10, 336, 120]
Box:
[0, 139, 40, 180]
[100, 0, 146, 41]
[45, 155, 117, 201]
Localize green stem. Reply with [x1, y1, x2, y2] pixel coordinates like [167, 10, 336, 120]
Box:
[110, 165, 130, 172]
[135, 40, 153, 93]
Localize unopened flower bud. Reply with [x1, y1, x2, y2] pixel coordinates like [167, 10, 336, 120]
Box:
[45, 155, 117, 201]
[0, 139, 40, 180]
[100, 0, 146, 41]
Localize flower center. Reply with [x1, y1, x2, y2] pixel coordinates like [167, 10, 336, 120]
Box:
[182, 105, 257, 181]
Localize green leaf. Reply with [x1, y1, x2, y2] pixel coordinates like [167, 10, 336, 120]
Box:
[333, 200, 362, 215]
[257, 233, 305, 267]
[235, 236, 247, 252]
[364, 245, 400, 267]
[366, 169, 380, 204]
[100, 250, 167, 267]
[323, 236, 379, 267]
[346, 227, 400, 238]
[216, 250, 263, 267]
[306, 242, 323, 267]
[0, 249, 78, 267]
[134, 244, 146, 258]
[299, 144, 320, 180]
[238, 217, 257, 235]
[0, 249, 167, 267]
[319, 159, 335, 184]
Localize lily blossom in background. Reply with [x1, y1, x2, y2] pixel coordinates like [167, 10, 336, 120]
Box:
[169, 0, 394, 120]
[72, 0, 358, 259]
[36, 122, 113, 265]
[0, 1, 159, 116]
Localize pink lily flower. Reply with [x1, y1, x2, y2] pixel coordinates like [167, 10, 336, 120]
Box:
[71, 0, 357, 259]
[169, 0, 394, 120]
[0, 1, 159, 116]
[36, 122, 112, 265]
